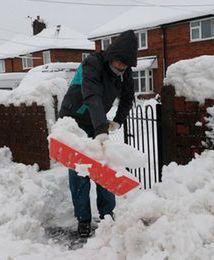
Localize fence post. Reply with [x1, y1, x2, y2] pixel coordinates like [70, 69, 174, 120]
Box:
[53, 95, 58, 121]
[123, 117, 128, 144]
[156, 103, 163, 182]
[161, 85, 177, 165]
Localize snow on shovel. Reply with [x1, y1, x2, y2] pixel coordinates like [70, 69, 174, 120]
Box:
[48, 117, 146, 196]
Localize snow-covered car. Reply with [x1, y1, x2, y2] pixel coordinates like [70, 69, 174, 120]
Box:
[0, 72, 27, 90]
[19, 62, 80, 88]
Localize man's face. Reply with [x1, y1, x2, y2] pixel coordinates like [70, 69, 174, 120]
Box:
[110, 60, 128, 73]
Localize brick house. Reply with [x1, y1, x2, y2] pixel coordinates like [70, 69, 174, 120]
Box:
[0, 24, 95, 73]
[88, 6, 214, 99]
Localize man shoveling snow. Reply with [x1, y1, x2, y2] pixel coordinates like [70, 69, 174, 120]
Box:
[58, 30, 138, 238]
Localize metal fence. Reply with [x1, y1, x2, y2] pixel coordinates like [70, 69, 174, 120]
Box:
[123, 103, 162, 189]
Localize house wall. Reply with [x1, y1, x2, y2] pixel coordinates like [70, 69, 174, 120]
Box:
[93, 18, 214, 98]
[138, 28, 165, 96]
[33, 51, 44, 68]
[51, 49, 93, 63]
[166, 22, 214, 65]
[95, 41, 102, 52]
[4, 49, 94, 73]
[5, 58, 24, 73]
[4, 59, 13, 72]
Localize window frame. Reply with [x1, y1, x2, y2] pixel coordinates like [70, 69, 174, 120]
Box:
[132, 69, 153, 94]
[135, 30, 148, 50]
[0, 59, 5, 73]
[101, 37, 112, 51]
[190, 17, 214, 42]
[22, 54, 33, 70]
[43, 50, 51, 64]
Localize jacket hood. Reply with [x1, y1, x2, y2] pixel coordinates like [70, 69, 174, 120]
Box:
[104, 30, 138, 67]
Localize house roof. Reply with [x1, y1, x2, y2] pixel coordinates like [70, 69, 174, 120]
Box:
[0, 25, 95, 59]
[88, 1, 214, 39]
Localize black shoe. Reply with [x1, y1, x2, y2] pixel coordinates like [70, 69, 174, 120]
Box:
[78, 221, 91, 238]
[100, 212, 115, 221]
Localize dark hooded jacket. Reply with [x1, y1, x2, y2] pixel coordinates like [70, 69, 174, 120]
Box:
[59, 30, 138, 136]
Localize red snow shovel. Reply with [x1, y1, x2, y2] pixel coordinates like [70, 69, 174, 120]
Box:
[49, 138, 140, 196]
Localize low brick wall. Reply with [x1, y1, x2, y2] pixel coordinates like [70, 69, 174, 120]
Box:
[0, 103, 50, 170]
[161, 85, 214, 165]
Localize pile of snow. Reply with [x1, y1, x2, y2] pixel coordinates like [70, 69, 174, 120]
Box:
[0, 146, 213, 259]
[164, 55, 214, 104]
[0, 146, 73, 241]
[48, 117, 146, 171]
[82, 150, 214, 260]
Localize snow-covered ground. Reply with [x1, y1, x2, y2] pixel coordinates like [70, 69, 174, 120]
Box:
[0, 146, 213, 260]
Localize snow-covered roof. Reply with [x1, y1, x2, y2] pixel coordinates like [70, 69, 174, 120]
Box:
[0, 25, 95, 59]
[89, 1, 214, 39]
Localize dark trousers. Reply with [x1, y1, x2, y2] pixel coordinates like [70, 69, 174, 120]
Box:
[68, 124, 116, 222]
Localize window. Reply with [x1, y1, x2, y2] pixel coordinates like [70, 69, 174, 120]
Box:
[82, 52, 90, 61]
[135, 31, 148, 49]
[101, 37, 112, 50]
[22, 54, 33, 69]
[133, 69, 153, 93]
[190, 18, 214, 41]
[0, 60, 5, 73]
[43, 51, 51, 64]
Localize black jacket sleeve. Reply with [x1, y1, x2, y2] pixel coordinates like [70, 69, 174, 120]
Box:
[113, 69, 134, 125]
[82, 55, 108, 135]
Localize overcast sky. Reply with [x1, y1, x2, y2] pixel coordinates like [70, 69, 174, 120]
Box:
[0, 0, 130, 44]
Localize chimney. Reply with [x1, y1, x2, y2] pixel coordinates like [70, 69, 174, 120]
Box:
[33, 16, 46, 35]
[55, 25, 61, 37]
